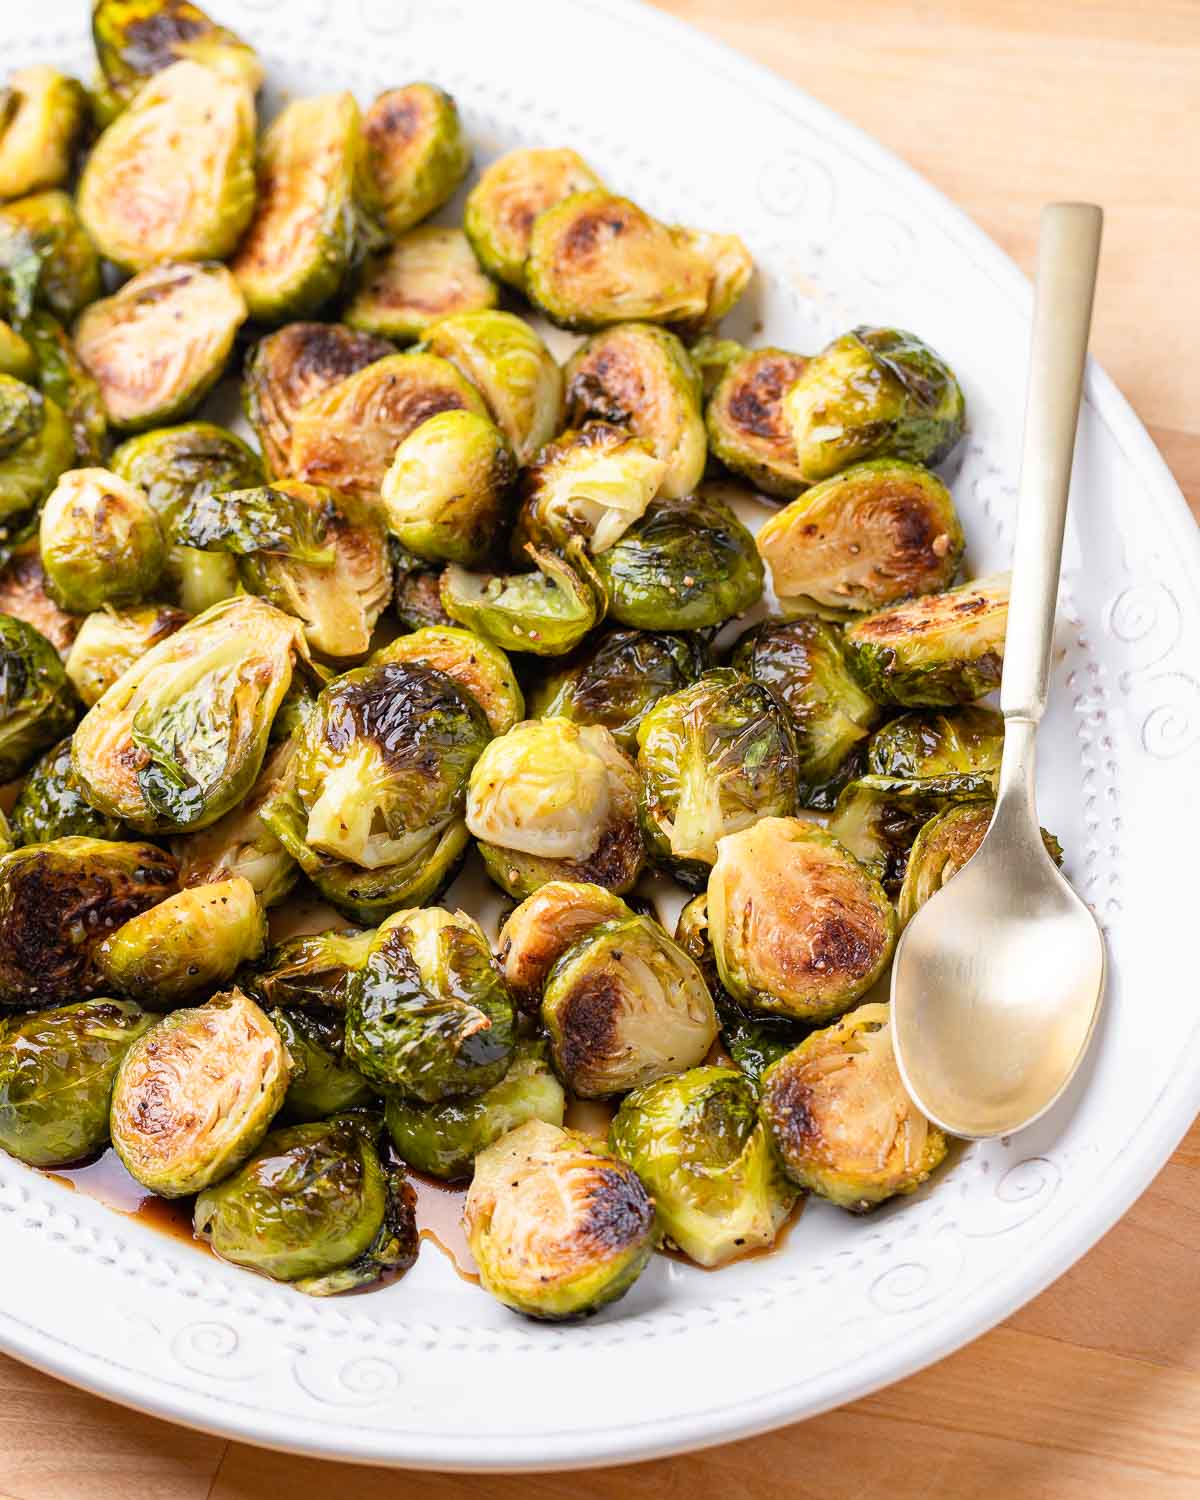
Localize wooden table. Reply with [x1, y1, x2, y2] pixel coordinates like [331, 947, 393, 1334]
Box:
[2, 2, 1198, 1496]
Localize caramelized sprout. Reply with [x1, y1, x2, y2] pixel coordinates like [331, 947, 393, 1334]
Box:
[244, 927, 373, 1012]
[11, 736, 126, 843]
[497, 880, 632, 1011]
[39, 467, 165, 613]
[516, 422, 664, 555]
[464, 147, 604, 289]
[0, 611, 76, 780]
[20, 311, 107, 464]
[669, 226, 754, 333]
[0, 190, 101, 323]
[0, 543, 79, 654]
[91, 0, 263, 115]
[441, 543, 600, 658]
[826, 770, 996, 891]
[346, 226, 497, 344]
[373, 624, 524, 736]
[866, 705, 1005, 779]
[271, 1008, 376, 1123]
[0, 68, 88, 200]
[0, 374, 73, 523]
[706, 346, 811, 497]
[64, 602, 187, 707]
[363, 83, 470, 235]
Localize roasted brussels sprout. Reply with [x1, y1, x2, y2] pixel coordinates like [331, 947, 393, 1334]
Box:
[0, 68, 88, 201]
[63, 601, 187, 706]
[610, 1067, 795, 1266]
[373, 624, 524, 736]
[760, 1002, 948, 1210]
[593, 490, 763, 630]
[0, 543, 78, 654]
[380, 408, 514, 565]
[91, 0, 263, 115]
[467, 719, 644, 899]
[0, 611, 76, 779]
[441, 544, 600, 658]
[344, 906, 515, 1102]
[866, 705, 1004, 778]
[671, 227, 754, 333]
[465, 1119, 655, 1320]
[346, 227, 497, 344]
[0, 321, 35, 383]
[20, 311, 107, 465]
[0, 191, 101, 324]
[245, 927, 373, 1011]
[0, 374, 73, 523]
[271, 1008, 376, 1123]
[110, 987, 289, 1197]
[784, 326, 966, 483]
[72, 594, 308, 834]
[74, 261, 248, 432]
[11, 736, 125, 843]
[464, 147, 605, 290]
[362, 83, 470, 236]
[497, 880, 633, 1011]
[826, 770, 996, 891]
[705, 346, 811, 497]
[39, 467, 165, 613]
[635, 670, 800, 888]
[391, 553, 450, 631]
[515, 422, 665, 556]
[0, 999, 155, 1167]
[843, 574, 1009, 707]
[0, 836, 177, 1007]
[707, 818, 895, 1023]
[542, 913, 717, 1097]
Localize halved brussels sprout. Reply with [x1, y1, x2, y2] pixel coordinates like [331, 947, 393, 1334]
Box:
[346, 227, 497, 344]
[11, 735, 126, 843]
[707, 817, 896, 1023]
[64, 601, 187, 706]
[39, 467, 165, 613]
[542, 912, 718, 1097]
[0, 374, 73, 524]
[21, 311, 107, 465]
[563, 324, 705, 500]
[289, 351, 487, 503]
[760, 1002, 948, 1211]
[380, 408, 514, 565]
[844, 574, 1009, 707]
[96, 875, 267, 1008]
[362, 83, 470, 236]
[74, 261, 248, 432]
[0, 543, 78, 654]
[344, 906, 515, 1103]
[704, 346, 810, 497]
[0, 999, 155, 1167]
[271, 1008, 376, 1123]
[422, 310, 563, 466]
[0, 191, 101, 324]
[784, 326, 966, 483]
[826, 770, 996, 891]
[373, 624, 524, 736]
[0, 68, 88, 200]
[465, 1118, 655, 1320]
[497, 880, 633, 1011]
[110, 987, 288, 1197]
[866, 705, 1004, 778]
[526, 192, 709, 330]
[467, 718, 644, 899]
[386, 1036, 565, 1180]
[78, 60, 256, 271]
[391, 553, 451, 631]
[594, 490, 763, 630]
[0, 836, 177, 1006]
[0, 611, 76, 779]
[529, 626, 706, 753]
[72, 594, 308, 834]
[515, 422, 665, 556]
[0, 321, 35, 382]
[636, 669, 800, 888]
[92, 0, 263, 115]
[244, 927, 373, 1012]
[441, 543, 600, 658]
[669, 227, 754, 333]
[729, 617, 880, 810]
[463, 147, 605, 290]
[610, 1066, 795, 1266]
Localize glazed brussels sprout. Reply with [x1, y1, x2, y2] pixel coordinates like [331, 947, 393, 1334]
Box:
[96, 875, 267, 1009]
[467, 719, 644, 899]
[362, 83, 470, 236]
[0, 375, 73, 523]
[74, 261, 248, 432]
[0, 545, 78, 655]
[391, 554, 451, 631]
[757, 460, 965, 612]
[464, 147, 605, 289]
[78, 60, 256, 271]
[271, 1008, 376, 1123]
[542, 912, 718, 1097]
[0, 836, 177, 1007]
[111, 987, 289, 1197]
[0, 1000, 155, 1167]
[465, 1119, 655, 1320]
[0, 68, 88, 200]
[563, 324, 706, 500]
[0, 321, 35, 382]
[373, 625, 524, 736]
[784, 326, 966, 483]
[72, 594, 308, 834]
[729, 617, 880, 810]
[386, 1037, 565, 1179]
[346, 227, 497, 344]
[441, 544, 600, 658]
[244, 927, 373, 1011]
[63, 601, 187, 707]
[760, 1002, 948, 1210]
[610, 1067, 795, 1266]
[344, 906, 515, 1102]
[91, 0, 263, 116]
[422, 310, 563, 466]
[0, 191, 101, 324]
[515, 423, 665, 556]
[866, 705, 1004, 778]
[497, 881, 633, 1011]
[707, 817, 896, 1022]
[529, 626, 706, 753]
[11, 736, 125, 843]
[671, 227, 754, 333]
[844, 574, 1009, 707]
[0, 611, 76, 780]
[826, 771, 996, 890]
[636, 670, 800, 888]
[39, 468, 165, 613]
[705, 345, 811, 497]
[20, 312, 107, 465]
[593, 491, 763, 631]
[380, 408, 514, 565]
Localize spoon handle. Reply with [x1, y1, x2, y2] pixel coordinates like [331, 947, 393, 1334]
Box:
[1000, 202, 1103, 724]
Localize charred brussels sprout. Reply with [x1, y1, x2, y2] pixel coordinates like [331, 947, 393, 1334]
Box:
[344, 906, 515, 1102]
[671, 227, 754, 333]
[346, 227, 497, 344]
[844, 574, 1009, 707]
[610, 1067, 795, 1266]
[442, 544, 600, 658]
[761, 1002, 948, 1210]
[0, 321, 35, 382]
[0, 375, 73, 523]
[0, 836, 177, 1007]
[20, 311, 107, 465]
[11, 736, 125, 843]
[373, 625, 524, 737]
[245, 927, 373, 1011]
[363, 83, 470, 236]
[380, 408, 514, 565]
[91, 0, 263, 115]
[39, 468, 165, 613]
[467, 719, 644, 899]
[826, 771, 995, 891]
[464, 147, 605, 290]
[0, 1000, 155, 1167]
[391, 555, 451, 631]
[271, 1008, 376, 1122]
[0, 543, 78, 654]
[0, 611, 76, 779]
[0, 191, 101, 324]
[636, 670, 800, 887]
[516, 423, 665, 556]
[866, 705, 1004, 778]
[0, 68, 88, 200]
[465, 1119, 655, 1320]
[111, 987, 289, 1197]
[594, 491, 763, 631]
[784, 326, 966, 483]
[542, 913, 718, 1097]
[74, 262, 248, 432]
[708, 818, 895, 1023]
[64, 602, 187, 707]
[895, 801, 990, 930]
[386, 1037, 565, 1179]
[705, 345, 811, 497]
[497, 880, 632, 1011]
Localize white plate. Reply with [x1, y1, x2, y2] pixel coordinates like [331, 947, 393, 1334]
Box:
[3, 0, 1199, 1473]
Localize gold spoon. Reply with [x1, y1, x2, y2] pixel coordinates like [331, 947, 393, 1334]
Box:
[890, 202, 1106, 1140]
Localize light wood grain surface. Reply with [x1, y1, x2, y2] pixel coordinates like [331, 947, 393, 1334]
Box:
[2, 2, 1198, 1496]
